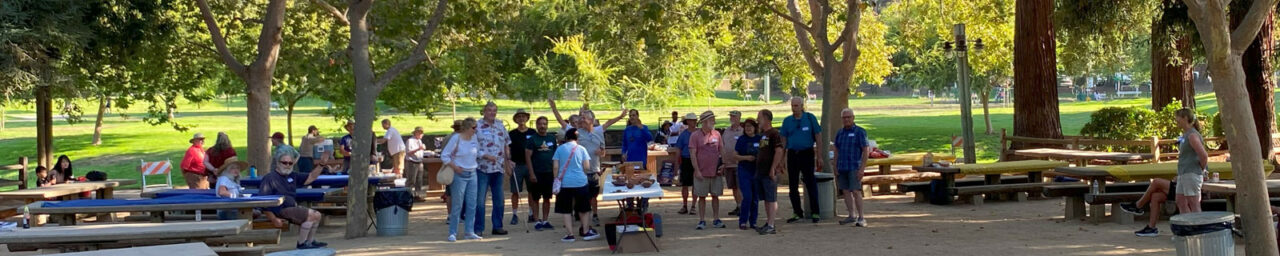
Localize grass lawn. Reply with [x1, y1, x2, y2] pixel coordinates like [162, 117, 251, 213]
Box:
[0, 91, 1249, 191]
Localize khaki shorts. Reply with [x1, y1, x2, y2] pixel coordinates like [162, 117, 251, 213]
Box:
[390, 152, 406, 172]
[1176, 173, 1203, 197]
[183, 172, 210, 189]
[693, 176, 724, 197]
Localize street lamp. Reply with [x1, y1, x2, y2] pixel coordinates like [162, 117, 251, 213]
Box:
[943, 24, 982, 164]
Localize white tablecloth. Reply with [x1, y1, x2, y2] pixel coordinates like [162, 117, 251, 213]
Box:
[601, 174, 664, 201]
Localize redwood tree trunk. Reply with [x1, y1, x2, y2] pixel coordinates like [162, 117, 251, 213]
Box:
[1234, 7, 1277, 158]
[1151, 11, 1194, 110]
[36, 85, 52, 167]
[92, 95, 107, 145]
[1013, 0, 1064, 147]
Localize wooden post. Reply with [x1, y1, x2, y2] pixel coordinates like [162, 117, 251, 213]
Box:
[1151, 136, 1162, 163]
[1000, 129, 1008, 161]
[18, 156, 28, 190]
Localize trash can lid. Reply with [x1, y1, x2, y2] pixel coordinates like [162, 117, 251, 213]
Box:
[1170, 211, 1234, 226]
[815, 172, 834, 181]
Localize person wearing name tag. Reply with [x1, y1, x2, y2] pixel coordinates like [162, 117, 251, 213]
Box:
[721, 110, 745, 217]
[780, 97, 822, 224]
[833, 108, 870, 227]
[258, 152, 326, 249]
[526, 116, 559, 231]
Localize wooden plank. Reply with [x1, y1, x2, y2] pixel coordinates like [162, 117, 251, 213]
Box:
[0, 164, 25, 170]
[27, 197, 283, 215]
[953, 183, 1047, 195]
[46, 242, 218, 256]
[210, 246, 267, 256]
[0, 183, 108, 200]
[1084, 192, 1145, 205]
[1043, 182, 1150, 197]
[1052, 167, 1113, 179]
[203, 229, 281, 246]
[0, 220, 249, 244]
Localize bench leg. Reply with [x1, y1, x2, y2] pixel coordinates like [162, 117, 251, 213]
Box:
[1064, 196, 1086, 219]
[1015, 192, 1028, 202]
[969, 195, 984, 206]
[150, 211, 165, 223]
[1111, 204, 1134, 224]
[914, 192, 927, 203]
[862, 185, 874, 198]
[877, 165, 893, 195]
[1088, 204, 1106, 224]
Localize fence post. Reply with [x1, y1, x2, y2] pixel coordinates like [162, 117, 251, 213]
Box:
[1151, 136, 1161, 164]
[18, 156, 28, 190]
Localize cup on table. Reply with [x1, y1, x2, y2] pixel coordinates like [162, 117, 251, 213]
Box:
[242, 194, 253, 198]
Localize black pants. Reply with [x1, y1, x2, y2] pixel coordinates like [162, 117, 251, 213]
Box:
[787, 149, 818, 217]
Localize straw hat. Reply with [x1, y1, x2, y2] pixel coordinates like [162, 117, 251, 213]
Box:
[189, 133, 206, 143]
[682, 113, 698, 121]
[513, 109, 530, 119]
[699, 111, 716, 123]
[218, 157, 249, 176]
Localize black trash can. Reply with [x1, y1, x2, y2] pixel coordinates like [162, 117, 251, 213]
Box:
[374, 188, 413, 236]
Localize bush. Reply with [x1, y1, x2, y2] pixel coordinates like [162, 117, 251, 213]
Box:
[1079, 100, 1212, 152]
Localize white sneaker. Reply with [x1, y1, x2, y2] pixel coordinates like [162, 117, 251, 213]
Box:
[855, 217, 867, 227]
[447, 234, 457, 242]
[466, 233, 484, 240]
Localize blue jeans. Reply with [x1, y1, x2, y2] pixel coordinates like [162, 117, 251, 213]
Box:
[474, 171, 505, 232]
[449, 170, 478, 235]
[737, 166, 759, 227]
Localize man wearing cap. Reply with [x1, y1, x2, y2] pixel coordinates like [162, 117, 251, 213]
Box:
[690, 111, 726, 229]
[376, 119, 406, 177]
[780, 97, 822, 223]
[673, 112, 700, 215]
[509, 109, 535, 225]
[474, 101, 511, 235]
[340, 120, 355, 174]
[181, 133, 211, 189]
[405, 127, 428, 198]
[297, 125, 328, 178]
[720, 110, 744, 216]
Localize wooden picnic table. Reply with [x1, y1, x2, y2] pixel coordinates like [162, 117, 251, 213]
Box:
[46, 242, 218, 256]
[0, 220, 249, 253]
[140, 188, 341, 203]
[26, 196, 283, 226]
[1013, 148, 1151, 166]
[863, 153, 956, 194]
[1199, 180, 1280, 212]
[240, 174, 394, 188]
[0, 179, 137, 204]
[1054, 162, 1275, 193]
[914, 160, 1069, 203]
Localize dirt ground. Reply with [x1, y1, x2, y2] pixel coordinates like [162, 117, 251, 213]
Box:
[5, 186, 1250, 255]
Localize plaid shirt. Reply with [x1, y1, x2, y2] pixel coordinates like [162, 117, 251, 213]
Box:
[476, 119, 509, 174]
[833, 125, 869, 172]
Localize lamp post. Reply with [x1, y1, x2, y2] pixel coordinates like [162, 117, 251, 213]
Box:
[944, 24, 983, 164]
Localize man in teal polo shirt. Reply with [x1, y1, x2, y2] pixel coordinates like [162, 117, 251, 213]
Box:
[780, 97, 822, 223]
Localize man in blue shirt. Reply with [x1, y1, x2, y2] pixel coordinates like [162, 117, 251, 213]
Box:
[673, 113, 699, 215]
[833, 108, 869, 227]
[779, 97, 821, 223]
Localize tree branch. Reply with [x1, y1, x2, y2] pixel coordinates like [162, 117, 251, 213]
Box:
[784, 0, 824, 74]
[373, 0, 448, 90]
[840, 0, 862, 66]
[310, 0, 350, 26]
[195, 0, 248, 79]
[761, 0, 813, 32]
[1229, 0, 1278, 52]
[251, 0, 289, 69]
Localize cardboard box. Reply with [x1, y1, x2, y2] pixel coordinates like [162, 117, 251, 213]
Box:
[617, 231, 660, 254]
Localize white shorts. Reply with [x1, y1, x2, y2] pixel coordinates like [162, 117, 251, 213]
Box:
[1176, 173, 1203, 197]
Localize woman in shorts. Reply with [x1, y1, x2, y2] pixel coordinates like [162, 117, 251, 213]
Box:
[1119, 108, 1209, 237]
[553, 128, 601, 242]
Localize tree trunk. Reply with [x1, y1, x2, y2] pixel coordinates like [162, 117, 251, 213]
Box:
[817, 66, 852, 173]
[36, 85, 52, 167]
[1012, 0, 1064, 147]
[1185, 1, 1278, 254]
[92, 95, 107, 145]
[1234, 6, 1277, 158]
[1151, 11, 1194, 110]
[286, 102, 295, 147]
[345, 1, 377, 238]
[246, 75, 273, 176]
[981, 89, 992, 135]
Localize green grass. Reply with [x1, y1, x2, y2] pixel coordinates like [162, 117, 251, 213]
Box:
[0, 91, 1261, 191]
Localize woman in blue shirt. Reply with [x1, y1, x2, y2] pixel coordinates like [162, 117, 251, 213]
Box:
[622, 109, 654, 167]
[552, 128, 601, 242]
[734, 119, 763, 230]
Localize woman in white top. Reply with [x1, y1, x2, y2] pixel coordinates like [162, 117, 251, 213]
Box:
[443, 118, 482, 242]
[216, 157, 249, 220]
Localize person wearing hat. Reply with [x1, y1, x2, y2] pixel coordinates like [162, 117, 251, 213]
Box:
[215, 157, 249, 220]
[508, 109, 535, 225]
[720, 110, 745, 217]
[339, 120, 356, 174]
[690, 110, 726, 229]
[673, 112, 700, 215]
[181, 133, 211, 189]
[405, 126, 428, 197]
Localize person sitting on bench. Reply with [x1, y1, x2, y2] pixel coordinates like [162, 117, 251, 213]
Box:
[259, 152, 327, 249]
[1119, 108, 1209, 237]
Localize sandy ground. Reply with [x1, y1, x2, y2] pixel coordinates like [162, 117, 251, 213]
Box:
[5, 186, 1250, 255]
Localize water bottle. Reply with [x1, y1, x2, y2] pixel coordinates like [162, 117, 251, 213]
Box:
[1211, 172, 1220, 183]
[1091, 182, 1100, 194]
[196, 210, 203, 222]
[22, 205, 30, 229]
[248, 165, 258, 179]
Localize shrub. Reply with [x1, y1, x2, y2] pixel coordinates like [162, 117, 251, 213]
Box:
[1079, 100, 1212, 152]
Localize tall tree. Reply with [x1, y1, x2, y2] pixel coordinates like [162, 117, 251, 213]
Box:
[195, 0, 288, 172]
[762, 0, 867, 170]
[1012, 0, 1063, 146]
[1182, 0, 1278, 254]
[1230, 0, 1277, 158]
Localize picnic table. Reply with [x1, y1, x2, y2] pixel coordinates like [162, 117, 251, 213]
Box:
[1054, 162, 1276, 193]
[914, 160, 1069, 204]
[27, 195, 283, 226]
[0, 179, 137, 204]
[600, 173, 661, 253]
[1013, 148, 1151, 166]
[0, 220, 249, 253]
[606, 148, 674, 173]
[1202, 180, 1280, 212]
[46, 242, 218, 256]
[239, 174, 394, 188]
[141, 188, 342, 203]
[863, 153, 956, 194]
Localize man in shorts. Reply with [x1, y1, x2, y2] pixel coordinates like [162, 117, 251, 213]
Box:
[377, 119, 406, 177]
[509, 109, 535, 225]
[259, 153, 327, 249]
[526, 116, 558, 231]
[690, 111, 726, 229]
[755, 109, 785, 235]
[832, 108, 870, 227]
[721, 110, 745, 216]
[674, 113, 700, 215]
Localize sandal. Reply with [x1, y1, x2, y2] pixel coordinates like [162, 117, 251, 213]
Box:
[678, 207, 689, 215]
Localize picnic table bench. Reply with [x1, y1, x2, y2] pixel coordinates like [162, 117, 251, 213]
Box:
[860, 153, 955, 195]
[1055, 162, 1274, 223]
[45, 242, 218, 256]
[0, 179, 137, 204]
[902, 175, 1031, 203]
[26, 195, 283, 226]
[1202, 180, 1280, 213]
[239, 174, 395, 188]
[0, 220, 252, 253]
[1013, 148, 1151, 166]
[1042, 182, 1151, 220]
[914, 160, 1069, 205]
[140, 188, 342, 204]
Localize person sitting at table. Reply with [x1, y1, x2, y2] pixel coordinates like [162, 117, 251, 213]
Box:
[1119, 108, 1209, 237]
[216, 157, 249, 220]
[36, 166, 57, 187]
[259, 152, 327, 249]
[53, 155, 74, 183]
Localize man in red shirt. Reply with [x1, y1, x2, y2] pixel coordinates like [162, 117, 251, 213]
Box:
[181, 133, 211, 189]
[690, 111, 726, 229]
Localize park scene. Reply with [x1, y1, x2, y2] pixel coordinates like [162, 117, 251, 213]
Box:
[4, 0, 1280, 255]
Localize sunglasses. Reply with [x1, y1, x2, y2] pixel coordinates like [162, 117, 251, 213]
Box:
[279, 161, 294, 166]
